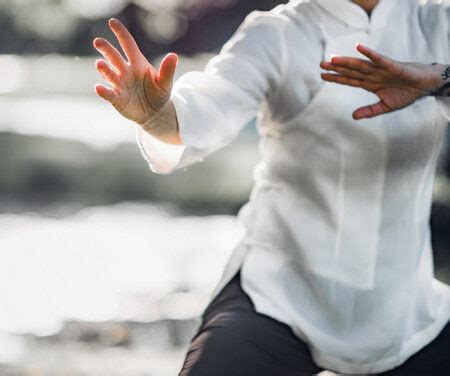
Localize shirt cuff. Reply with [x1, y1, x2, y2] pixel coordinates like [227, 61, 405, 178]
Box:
[436, 97, 450, 120]
[135, 91, 211, 175]
[135, 125, 187, 175]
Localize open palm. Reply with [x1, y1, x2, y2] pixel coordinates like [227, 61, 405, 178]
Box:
[93, 18, 179, 126]
[320, 44, 436, 120]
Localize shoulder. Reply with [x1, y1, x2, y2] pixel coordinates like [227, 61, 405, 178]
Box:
[235, 5, 291, 39]
[416, 0, 450, 9]
[238, 0, 322, 37]
[413, 0, 449, 36]
[414, 0, 449, 18]
[222, 4, 297, 57]
[223, 1, 324, 77]
[409, 0, 449, 61]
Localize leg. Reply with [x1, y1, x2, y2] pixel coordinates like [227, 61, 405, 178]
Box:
[179, 270, 324, 376]
[377, 322, 450, 375]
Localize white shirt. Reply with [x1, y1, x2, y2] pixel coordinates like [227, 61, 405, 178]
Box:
[136, 0, 450, 373]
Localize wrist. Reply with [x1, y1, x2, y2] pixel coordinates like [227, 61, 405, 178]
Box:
[139, 112, 159, 132]
[428, 64, 450, 97]
[418, 63, 442, 96]
[138, 100, 182, 145]
[138, 103, 167, 132]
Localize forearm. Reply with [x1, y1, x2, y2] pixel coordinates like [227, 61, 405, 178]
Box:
[428, 64, 450, 97]
[139, 99, 183, 145]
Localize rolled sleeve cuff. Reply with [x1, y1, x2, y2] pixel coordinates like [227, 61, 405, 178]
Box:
[135, 90, 211, 175]
[436, 97, 450, 121]
[136, 126, 186, 175]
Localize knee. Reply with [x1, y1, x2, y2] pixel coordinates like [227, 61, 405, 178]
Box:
[178, 328, 249, 376]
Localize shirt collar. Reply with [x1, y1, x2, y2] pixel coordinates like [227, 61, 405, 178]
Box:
[313, 0, 395, 31]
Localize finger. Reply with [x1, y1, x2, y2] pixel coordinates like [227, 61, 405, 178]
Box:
[95, 84, 120, 105]
[108, 18, 144, 63]
[320, 61, 367, 80]
[157, 53, 179, 93]
[355, 44, 393, 69]
[93, 37, 127, 72]
[321, 73, 365, 89]
[96, 59, 121, 87]
[353, 102, 391, 120]
[327, 56, 376, 74]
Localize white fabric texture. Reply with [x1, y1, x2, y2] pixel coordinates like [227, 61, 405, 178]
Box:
[136, 0, 450, 374]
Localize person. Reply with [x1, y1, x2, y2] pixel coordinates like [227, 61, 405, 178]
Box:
[92, 0, 450, 374]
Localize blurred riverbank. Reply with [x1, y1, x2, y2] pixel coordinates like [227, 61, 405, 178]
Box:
[0, 202, 246, 375]
[0, 202, 248, 336]
[0, 130, 259, 215]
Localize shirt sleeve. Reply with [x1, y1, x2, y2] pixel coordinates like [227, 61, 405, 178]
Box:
[136, 11, 287, 175]
[436, 97, 450, 120]
[435, 2, 450, 120]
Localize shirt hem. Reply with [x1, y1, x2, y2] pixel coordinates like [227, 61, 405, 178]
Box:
[317, 288, 448, 374]
[238, 244, 450, 374]
[310, 303, 449, 374]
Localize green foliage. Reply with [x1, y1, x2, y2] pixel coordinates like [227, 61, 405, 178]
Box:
[0, 132, 258, 214]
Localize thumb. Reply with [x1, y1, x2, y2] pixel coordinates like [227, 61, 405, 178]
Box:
[157, 53, 179, 93]
[353, 101, 390, 120]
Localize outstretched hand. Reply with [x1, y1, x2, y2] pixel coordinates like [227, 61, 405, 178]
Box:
[320, 44, 441, 120]
[93, 18, 179, 126]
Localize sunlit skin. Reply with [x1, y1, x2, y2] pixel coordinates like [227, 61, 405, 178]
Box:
[352, 0, 379, 14]
[320, 44, 445, 120]
[93, 18, 181, 143]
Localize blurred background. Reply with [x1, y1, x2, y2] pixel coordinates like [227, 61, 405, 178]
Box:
[0, 0, 448, 375]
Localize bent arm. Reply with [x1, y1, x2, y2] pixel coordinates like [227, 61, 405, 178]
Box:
[136, 12, 287, 174]
[93, 15, 286, 174]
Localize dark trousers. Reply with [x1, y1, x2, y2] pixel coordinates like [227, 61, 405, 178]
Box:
[179, 270, 450, 375]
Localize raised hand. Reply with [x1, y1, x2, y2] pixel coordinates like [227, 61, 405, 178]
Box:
[320, 44, 444, 120]
[93, 18, 179, 127]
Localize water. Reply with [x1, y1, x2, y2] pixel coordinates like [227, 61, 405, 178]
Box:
[0, 53, 214, 150]
[0, 202, 246, 336]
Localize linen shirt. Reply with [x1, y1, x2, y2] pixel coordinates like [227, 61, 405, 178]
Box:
[136, 0, 450, 373]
